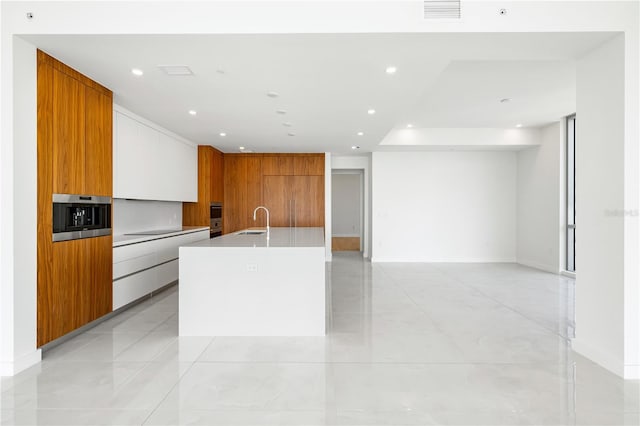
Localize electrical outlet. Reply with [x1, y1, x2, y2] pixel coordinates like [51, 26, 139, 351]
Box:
[246, 263, 258, 272]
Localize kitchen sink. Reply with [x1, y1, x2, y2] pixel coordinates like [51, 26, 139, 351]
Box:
[235, 230, 267, 235]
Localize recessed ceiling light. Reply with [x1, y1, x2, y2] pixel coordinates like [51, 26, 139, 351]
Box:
[283, 122, 292, 127]
[351, 146, 360, 150]
[267, 91, 279, 98]
[287, 132, 296, 137]
[385, 66, 397, 74]
[367, 109, 376, 115]
[276, 110, 287, 115]
[239, 146, 245, 150]
[357, 132, 364, 136]
[188, 110, 197, 116]
[219, 132, 227, 137]
[131, 68, 143, 76]
[407, 124, 413, 128]
[516, 124, 523, 128]
[500, 98, 511, 103]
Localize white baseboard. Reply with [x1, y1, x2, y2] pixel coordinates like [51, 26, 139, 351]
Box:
[0, 349, 41, 376]
[624, 364, 640, 380]
[572, 338, 624, 378]
[517, 259, 559, 274]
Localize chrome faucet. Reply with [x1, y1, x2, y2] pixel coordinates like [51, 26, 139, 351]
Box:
[253, 206, 270, 234]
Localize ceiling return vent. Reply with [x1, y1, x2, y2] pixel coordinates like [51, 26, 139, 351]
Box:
[157, 65, 194, 76]
[423, 0, 461, 19]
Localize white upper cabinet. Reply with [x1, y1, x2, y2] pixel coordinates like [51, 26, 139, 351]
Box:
[114, 107, 197, 202]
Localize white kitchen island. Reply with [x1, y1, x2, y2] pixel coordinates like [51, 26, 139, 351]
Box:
[178, 227, 326, 336]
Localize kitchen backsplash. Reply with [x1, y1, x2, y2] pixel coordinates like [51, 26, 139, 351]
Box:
[113, 199, 182, 235]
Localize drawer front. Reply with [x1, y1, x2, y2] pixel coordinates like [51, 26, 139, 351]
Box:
[113, 252, 157, 280]
[113, 267, 158, 310]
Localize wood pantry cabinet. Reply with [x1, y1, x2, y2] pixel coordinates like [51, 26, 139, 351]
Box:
[183, 145, 224, 227]
[223, 153, 325, 234]
[37, 50, 113, 347]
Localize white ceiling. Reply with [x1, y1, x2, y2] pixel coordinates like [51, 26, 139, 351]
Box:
[23, 32, 613, 154]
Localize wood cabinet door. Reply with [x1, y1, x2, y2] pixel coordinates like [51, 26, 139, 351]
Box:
[211, 148, 224, 202]
[293, 175, 325, 227]
[263, 155, 294, 176]
[52, 69, 85, 194]
[263, 175, 293, 227]
[84, 86, 112, 196]
[293, 155, 324, 176]
[51, 239, 89, 336]
[87, 235, 113, 321]
[223, 156, 243, 233]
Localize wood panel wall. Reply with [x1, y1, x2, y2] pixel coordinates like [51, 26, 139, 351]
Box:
[223, 153, 324, 234]
[37, 50, 113, 347]
[183, 145, 224, 227]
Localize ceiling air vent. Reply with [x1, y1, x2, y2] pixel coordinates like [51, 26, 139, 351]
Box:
[157, 65, 194, 76]
[423, 0, 461, 19]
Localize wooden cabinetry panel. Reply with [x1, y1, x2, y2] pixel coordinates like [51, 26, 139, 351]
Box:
[293, 175, 325, 227]
[211, 148, 224, 202]
[37, 52, 54, 347]
[294, 155, 324, 176]
[263, 176, 293, 227]
[52, 239, 88, 335]
[263, 155, 293, 175]
[52, 69, 85, 194]
[84, 86, 113, 196]
[87, 236, 113, 321]
[38, 51, 113, 347]
[223, 155, 264, 233]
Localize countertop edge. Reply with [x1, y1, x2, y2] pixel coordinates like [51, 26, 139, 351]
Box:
[113, 227, 209, 248]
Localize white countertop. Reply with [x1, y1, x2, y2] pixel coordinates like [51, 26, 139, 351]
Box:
[113, 226, 209, 247]
[183, 227, 325, 248]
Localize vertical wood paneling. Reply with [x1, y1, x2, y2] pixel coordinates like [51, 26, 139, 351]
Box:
[263, 176, 292, 227]
[84, 86, 113, 196]
[38, 50, 113, 346]
[88, 235, 113, 321]
[52, 69, 85, 194]
[246, 156, 264, 228]
[52, 239, 87, 335]
[294, 155, 324, 176]
[293, 175, 325, 227]
[37, 52, 54, 347]
[263, 155, 294, 175]
[211, 148, 224, 202]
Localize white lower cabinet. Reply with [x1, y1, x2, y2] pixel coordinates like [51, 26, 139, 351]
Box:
[113, 230, 208, 310]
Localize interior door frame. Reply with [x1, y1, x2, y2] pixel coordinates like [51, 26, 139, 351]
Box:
[331, 169, 365, 252]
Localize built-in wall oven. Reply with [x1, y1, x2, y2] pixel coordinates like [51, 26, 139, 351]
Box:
[210, 202, 223, 238]
[52, 194, 112, 242]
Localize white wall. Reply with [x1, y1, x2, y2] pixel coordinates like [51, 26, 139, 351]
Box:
[331, 173, 361, 238]
[0, 37, 41, 375]
[372, 151, 516, 262]
[573, 34, 626, 377]
[331, 155, 371, 258]
[516, 122, 563, 273]
[112, 199, 182, 236]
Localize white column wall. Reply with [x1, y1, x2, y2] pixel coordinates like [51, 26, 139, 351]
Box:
[573, 34, 626, 377]
[516, 122, 563, 273]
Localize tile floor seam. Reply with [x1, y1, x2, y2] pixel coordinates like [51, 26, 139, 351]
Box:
[140, 360, 198, 426]
[431, 263, 573, 341]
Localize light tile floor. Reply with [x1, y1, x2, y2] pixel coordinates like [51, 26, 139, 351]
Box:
[1, 253, 638, 425]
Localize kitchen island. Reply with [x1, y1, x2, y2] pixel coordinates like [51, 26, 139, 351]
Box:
[178, 227, 326, 336]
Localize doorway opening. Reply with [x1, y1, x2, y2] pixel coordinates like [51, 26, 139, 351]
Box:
[331, 170, 364, 252]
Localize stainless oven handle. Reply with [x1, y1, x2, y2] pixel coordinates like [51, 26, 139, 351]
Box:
[52, 228, 112, 242]
[53, 194, 112, 204]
